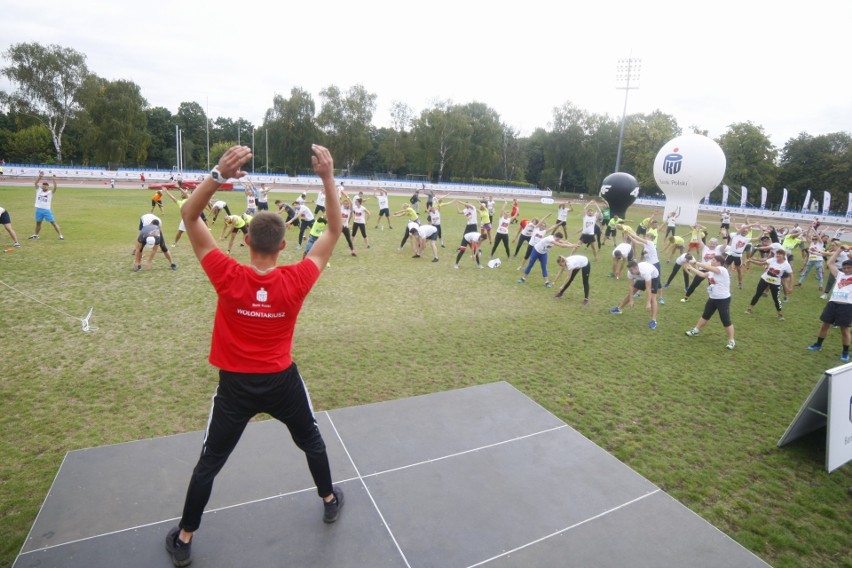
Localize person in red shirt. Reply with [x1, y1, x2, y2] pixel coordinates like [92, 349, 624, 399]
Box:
[164, 144, 343, 568]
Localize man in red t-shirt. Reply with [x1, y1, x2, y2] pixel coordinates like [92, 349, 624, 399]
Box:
[165, 145, 343, 568]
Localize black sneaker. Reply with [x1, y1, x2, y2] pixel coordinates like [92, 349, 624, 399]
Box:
[323, 487, 344, 523]
[165, 526, 192, 567]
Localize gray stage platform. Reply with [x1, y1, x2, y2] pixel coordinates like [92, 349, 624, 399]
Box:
[14, 382, 771, 568]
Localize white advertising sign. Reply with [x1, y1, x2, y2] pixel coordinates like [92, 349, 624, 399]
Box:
[778, 363, 852, 473]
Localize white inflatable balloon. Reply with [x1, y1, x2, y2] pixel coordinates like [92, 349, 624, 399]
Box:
[653, 134, 726, 226]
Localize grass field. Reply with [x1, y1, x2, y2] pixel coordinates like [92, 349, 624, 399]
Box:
[0, 183, 850, 568]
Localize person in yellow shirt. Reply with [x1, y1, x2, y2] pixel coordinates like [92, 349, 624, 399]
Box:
[220, 214, 248, 255]
[665, 234, 686, 262]
[393, 203, 420, 250]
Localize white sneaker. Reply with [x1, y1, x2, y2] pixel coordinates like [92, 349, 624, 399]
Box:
[685, 328, 699, 337]
[820, 294, 828, 300]
[726, 340, 736, 350]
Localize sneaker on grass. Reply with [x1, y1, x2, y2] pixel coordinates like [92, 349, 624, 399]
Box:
[685, 328, 699, 337]
[726, 340, 736, 350]
[609, 307, 622, 314]
[807, 344, 822, 351]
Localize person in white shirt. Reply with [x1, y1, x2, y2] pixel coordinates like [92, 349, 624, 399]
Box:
[682, 237, 726, 302]
[578, 201, 602, 260]
[512, 217, 537, 259]
[242, 182, 257, 215]
[490, 209, 512, 259]
[256, 184, 270, 211]
[517, 231, 576, 287]
[609, 260, 661, 329]
[797, 231, 827, 289]
[517, 219, 549, 271]
[285, 203, 316, 249]
[339, 198, 357, 256]
[209, 200, 231, 225]
[312, 188, 327, 215]
[409, 224, 440, 262]
[454, 230, 487, 269]
[552, 202, 572, 236]
[625, 231, 666, 304]
[664, 207, 680, 239]
[350, 198, 371, 249]
[30, 172, 64, 240]
[428, 206, 444, 247]
[663, 252, 694, 292]
[611, 241, 634, 280]
[724, 223, 760, 289]
[553, 254, 590, 304]
[745, 249, 792, 320]
[456, 200, 479, 247]
[821, 239, 848, 299]
[373, 189, 392, 230]
[807, 246, 852, 361]
[683, 255, 736, 349]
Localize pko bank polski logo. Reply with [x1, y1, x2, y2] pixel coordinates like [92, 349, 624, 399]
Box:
[663, 150, 683, 175]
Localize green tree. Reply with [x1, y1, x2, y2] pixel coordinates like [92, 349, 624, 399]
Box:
[145, 106, 176, 169]
[75, 75, 150, 168]
[546, 102, 589, 192]
[317, 84, 377, 173]
[620, 110, 681, 193]
[5, 123, 52, 163]
[175, 101, 209, 169]
[412, 101, 472, 183]
[377, 101, 413, 175]
[454, 102, 502, 179]
[500, 124, 526, 182]
[778, 132, 852, 212]
[1, 43, 89, 163]
[717, 121, 778, 206]
[524, 128, 548, 188]
[263, 87, 318, 174]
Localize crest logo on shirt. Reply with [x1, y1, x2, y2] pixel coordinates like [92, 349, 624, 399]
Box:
[256, 287, 268, 302]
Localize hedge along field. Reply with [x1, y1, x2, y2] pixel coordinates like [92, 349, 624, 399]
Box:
[0, 183, 850, 568]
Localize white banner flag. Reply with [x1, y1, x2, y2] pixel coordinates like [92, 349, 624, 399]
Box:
[823, 191, 831, 214]
[802, 190, 812, 212]
[780, 188, 788, 211]
[760, 187, 768, 209]
[847, 193, 852, 216]
[740, 186, 748, 207]
[722, 184, 729, 206]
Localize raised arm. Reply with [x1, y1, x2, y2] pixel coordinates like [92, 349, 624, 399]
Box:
[182, 145, 251, 262]
[305, 145, 341, 270]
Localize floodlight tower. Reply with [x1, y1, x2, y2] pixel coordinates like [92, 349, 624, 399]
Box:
[614, 56, 641, 172]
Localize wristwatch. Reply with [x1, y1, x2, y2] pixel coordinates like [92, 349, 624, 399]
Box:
[210, 166, 226, 184]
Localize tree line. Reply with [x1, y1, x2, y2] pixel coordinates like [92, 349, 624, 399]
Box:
[1, 43, 850, 211]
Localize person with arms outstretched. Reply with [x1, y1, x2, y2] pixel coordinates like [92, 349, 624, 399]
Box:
[164, 145, 344, 568]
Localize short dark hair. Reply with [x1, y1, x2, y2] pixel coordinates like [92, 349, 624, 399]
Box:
[247, 211, 285, 254]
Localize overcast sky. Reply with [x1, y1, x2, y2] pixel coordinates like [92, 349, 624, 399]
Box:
[3, 0, 850, 149]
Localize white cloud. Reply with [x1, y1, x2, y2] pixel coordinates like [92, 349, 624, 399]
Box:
[2, 0, 850, 149]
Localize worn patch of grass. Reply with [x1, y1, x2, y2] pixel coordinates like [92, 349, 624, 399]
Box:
[0, 184, 850, 568]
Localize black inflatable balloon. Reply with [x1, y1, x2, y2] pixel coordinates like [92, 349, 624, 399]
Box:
[599, 172, 639, 219]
